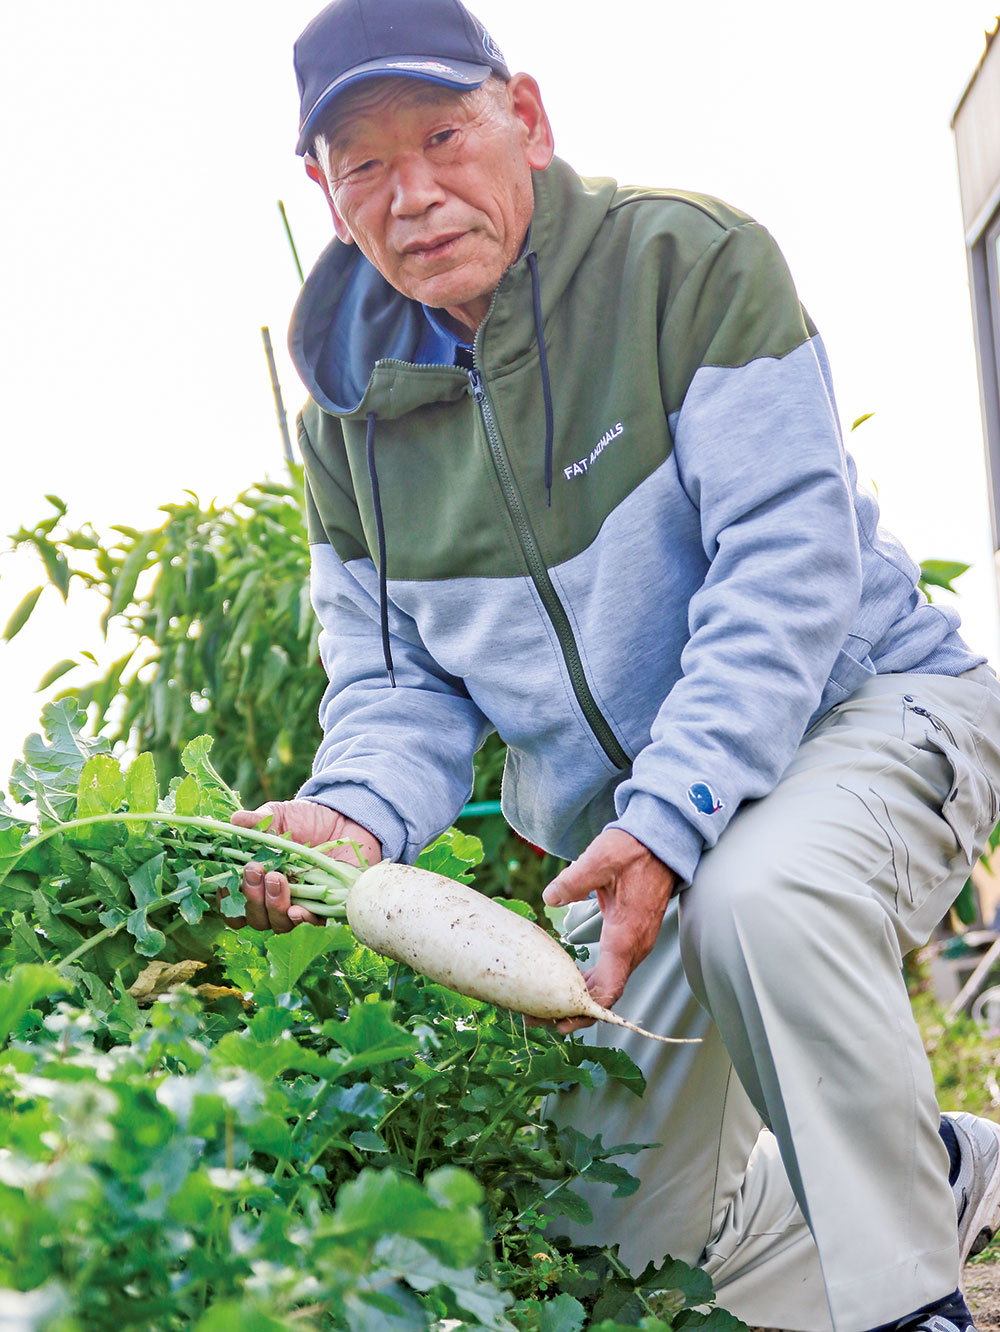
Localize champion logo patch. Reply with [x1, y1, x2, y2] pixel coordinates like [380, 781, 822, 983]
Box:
[688, 783, 724, 815]
[563, 421, 624, 480]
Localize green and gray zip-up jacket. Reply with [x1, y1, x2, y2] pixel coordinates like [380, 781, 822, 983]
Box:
[288, 156, 982, 883]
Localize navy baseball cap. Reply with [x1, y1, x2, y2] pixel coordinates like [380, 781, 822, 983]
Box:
[294, 0, 511, 156]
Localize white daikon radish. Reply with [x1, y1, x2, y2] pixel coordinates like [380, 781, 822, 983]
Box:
[346, 862, 699, 1045]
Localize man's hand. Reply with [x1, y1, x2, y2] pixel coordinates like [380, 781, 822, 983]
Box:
[542, 829, 677, 1033]
[226, 800, 382, 933]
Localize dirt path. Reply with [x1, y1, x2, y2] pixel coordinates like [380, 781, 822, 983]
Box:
[967, 1258, 1000, 1330]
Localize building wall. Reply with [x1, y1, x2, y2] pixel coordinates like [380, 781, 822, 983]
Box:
[955, 27, 1000, 240]
[953, 23, 1000, 561]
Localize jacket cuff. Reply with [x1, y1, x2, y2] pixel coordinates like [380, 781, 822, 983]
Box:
[295, 780, 409, 863]
[605, 791, 705, 887]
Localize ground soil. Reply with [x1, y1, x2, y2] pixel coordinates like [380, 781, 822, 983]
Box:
[967, 1256, 1000, 1330]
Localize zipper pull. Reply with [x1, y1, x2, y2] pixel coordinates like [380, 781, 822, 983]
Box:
[468, 368, 486, 403]
[906, 698, 943, 732]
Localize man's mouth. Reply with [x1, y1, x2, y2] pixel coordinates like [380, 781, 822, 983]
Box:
[401, 232, 466, 261]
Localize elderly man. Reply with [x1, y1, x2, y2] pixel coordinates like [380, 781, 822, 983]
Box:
[232, 1, 1000, 1328]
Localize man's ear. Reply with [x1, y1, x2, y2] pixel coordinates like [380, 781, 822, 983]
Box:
[506, 73, 555, 172]
[304, 153, 355, 244]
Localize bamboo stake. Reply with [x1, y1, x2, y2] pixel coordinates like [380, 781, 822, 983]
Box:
[278, 200, 305, 285]
[261, 326, 294, 466]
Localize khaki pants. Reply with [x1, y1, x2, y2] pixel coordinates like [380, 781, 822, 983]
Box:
[551, 665, 1000, 1332]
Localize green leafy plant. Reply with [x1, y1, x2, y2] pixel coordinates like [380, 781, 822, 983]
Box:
[0, 691, 747, 1328]
[918, 560, 972, 600]
[0, 967, 515, 1330]
[5, 479, 321, 803]
[0, 700, 364, 984]
[4, 481, 565, 907]
[0, 953, 740, 1329]
[911, 988, 1000, 1125]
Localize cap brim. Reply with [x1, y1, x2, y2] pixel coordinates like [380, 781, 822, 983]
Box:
[296, 56, 492, 155]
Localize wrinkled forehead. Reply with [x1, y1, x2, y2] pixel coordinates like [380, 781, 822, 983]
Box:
[314, 76, 482, 156]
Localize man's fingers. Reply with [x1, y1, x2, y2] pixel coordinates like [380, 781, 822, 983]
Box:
[262, 871, 296, 933]
[328, 837, 365, 867]
[327, 830, 381, 869]
[555, 1014, 597, 1034]
[242, 863, 270, 931]
[216, 884, 246, 928]
[584, 944, 631, 1012]
[240, 861, 316, 931]
[229, 803, 379, 931]
[543, 842, 613, 907]
[231, 813, 281, 931]
[243, 862, 274, 931]
[287, 904, 325, 927]
[521, 1011, 557, 1029]
[231, 804, 277, 831]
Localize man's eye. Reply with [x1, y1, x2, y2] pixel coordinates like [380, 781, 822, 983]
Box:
[347, 159, 378, 178]
[428, 129, 456, 148]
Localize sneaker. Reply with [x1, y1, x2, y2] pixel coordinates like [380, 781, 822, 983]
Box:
[905, 1307, 975, 1330]
[879, 1288, 976, 1331]
[907, 1318, 974, 1332]
[944, 1112, 1000, 1263]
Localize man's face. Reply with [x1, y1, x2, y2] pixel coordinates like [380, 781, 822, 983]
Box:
[314, 74, 553, 333]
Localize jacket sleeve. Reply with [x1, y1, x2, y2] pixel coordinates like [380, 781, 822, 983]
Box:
[606, 219, 862, 884]
[296, 419, 493, 864]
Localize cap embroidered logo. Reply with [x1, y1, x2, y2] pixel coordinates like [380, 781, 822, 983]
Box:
[481, 27, 505, 64]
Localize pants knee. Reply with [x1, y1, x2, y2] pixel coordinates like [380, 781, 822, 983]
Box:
[679, 832, 900, 1016]
[678, 842, 772, 1007]
[679, 832, 848, 1002]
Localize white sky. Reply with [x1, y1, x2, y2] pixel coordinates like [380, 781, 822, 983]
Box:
[1, 1, 999, 782]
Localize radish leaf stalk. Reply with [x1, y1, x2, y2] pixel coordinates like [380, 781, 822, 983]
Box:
[0, 701, 361, 979]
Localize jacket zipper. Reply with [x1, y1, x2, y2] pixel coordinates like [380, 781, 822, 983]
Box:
[468, 366, 631, 770]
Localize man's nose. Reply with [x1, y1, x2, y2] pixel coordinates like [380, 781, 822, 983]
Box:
[389, 154, 445, 217]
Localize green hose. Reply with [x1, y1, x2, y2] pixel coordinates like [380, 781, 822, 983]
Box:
[458, 800, 504, 819]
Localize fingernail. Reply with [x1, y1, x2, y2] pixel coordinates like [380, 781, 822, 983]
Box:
[246, 868, 262, 888]
[265, 874, 280, 898]
[542, 887, 561, 905]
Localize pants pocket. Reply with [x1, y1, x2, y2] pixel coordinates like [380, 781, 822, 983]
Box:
[562, 895, 603, 949]
[903, 698, 998, 862]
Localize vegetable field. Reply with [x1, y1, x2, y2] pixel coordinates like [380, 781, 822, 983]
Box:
[11, 457, 982, 1327]
[0, 698, 745, 1330]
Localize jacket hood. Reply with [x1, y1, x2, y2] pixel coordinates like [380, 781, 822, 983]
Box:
[287, 156, 618, 421]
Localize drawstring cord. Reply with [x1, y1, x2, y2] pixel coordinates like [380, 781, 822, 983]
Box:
[366, 255, 552, 685]
[526, 251, 554, 507]
[365, 411, 396, 688]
